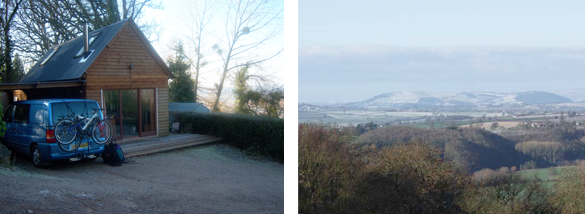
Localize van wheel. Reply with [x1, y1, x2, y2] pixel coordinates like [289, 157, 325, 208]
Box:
[32, 145, 48, 168]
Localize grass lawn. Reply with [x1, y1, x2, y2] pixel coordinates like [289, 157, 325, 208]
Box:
[515, 166, 576, 188]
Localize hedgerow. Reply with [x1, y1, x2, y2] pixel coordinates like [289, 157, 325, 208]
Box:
[173, 112, 284, 163]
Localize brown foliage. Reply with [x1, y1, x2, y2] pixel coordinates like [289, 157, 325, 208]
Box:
[298, 124, 359, 213]
[359, 126, 522, 172]
[515, 141, 566, 164]
[462, 174, 559, 214]
[299, 124, 469, 214]
[351, 141, 468, 214]
[551, 165, 585, 213]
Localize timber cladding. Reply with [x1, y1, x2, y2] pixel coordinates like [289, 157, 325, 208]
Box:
[158, 88, 169, 136]
[84, 22, 168, 91]
[83, 20, 170, 137]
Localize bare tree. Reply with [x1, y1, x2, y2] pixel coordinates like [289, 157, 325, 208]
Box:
[1, 0, 24, 83]
[183, 0, 217, 103]
[14, 0, 162, 63]
[120, 0, 163, 42]
[211, 0, 283, 112]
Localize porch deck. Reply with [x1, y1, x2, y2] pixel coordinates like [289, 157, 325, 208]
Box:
[118, 133, 223, 157]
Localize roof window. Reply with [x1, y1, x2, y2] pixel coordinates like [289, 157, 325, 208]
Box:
[40, 47, 58, 66]
[75, 32, 101, 58]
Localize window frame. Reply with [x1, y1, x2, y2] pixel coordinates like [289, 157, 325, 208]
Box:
[14, 104, 30, 124]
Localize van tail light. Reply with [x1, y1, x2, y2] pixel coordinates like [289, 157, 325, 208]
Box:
[46, 129, 56, 143]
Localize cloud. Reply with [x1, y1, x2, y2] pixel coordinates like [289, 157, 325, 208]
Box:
[299, 45, 585, 103]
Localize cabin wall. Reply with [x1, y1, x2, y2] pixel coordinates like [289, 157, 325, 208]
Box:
[158, 88, 169, 136]
[85, 23, 169, 137]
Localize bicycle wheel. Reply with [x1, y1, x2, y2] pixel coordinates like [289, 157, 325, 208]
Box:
[91, 120, 113, 144]
[55, 119, 80, 152]
[58, 138, 81, 152]
[54, 119, 77, 145]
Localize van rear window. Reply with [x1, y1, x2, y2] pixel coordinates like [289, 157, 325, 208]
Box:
[30, 104, 47, 125]
[51, 102, 99, 124]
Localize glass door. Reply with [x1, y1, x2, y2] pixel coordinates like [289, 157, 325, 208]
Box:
[104, 90, 122, 140]
[140, 89, 156, 136]
[104, 89, 156, 140]
[122, 90, 139, 138]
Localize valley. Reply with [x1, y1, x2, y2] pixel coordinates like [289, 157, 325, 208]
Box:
[299, 90, 585, 129]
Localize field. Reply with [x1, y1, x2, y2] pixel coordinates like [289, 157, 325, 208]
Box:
[461, 121, 524, 129]
[515, 166, 574, 188]
[299, 108, 503, 126]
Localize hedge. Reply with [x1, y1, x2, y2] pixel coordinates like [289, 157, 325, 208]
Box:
[173, 112, 284, 163]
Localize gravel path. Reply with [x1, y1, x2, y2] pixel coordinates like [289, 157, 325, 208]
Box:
[0, 144, 283, 213]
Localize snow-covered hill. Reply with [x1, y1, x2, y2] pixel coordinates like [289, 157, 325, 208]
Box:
[341, 91, 572, 109]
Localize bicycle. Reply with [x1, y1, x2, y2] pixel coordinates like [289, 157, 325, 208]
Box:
[54, 108, 114, 152]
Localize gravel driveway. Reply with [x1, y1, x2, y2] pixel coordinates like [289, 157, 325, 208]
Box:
[0, 144, 284, 213]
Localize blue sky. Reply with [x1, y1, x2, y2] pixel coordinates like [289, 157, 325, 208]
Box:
[299, 1, 585, 103]
[300, 1, 585, 48]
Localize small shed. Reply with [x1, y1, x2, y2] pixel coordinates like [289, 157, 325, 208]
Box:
[168, 103, 211, 129]
[0, 19, 171, 140]
[169, 103, 211, 113]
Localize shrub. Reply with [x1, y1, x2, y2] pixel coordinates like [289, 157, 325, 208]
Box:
[298, 123, 358, 213]
[299, 124, 468, 214]
[351, 141, 468, 214]
[174, 112, 283, 162]
[551, 165, 585, 213]
[462, 174, 558, 214]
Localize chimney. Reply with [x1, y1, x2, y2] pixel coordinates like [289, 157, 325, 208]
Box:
[84, 22, 89, 53]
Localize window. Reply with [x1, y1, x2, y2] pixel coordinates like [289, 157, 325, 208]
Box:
[105, 89, 157, 139]
[29, 105, 46, 125]
[40, 47, 58, 66]
[51, 102, 99, 124]
[3, 105, 14, 123]
[14, 104, 30, 124]
[75, 32, 101, 58]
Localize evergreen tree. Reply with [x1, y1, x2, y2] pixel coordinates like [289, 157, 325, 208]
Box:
[167, 42, 195, 103]
[234, 64, 257, 115]
[10, 53, 24, 83]
[233, 64, 283, 118]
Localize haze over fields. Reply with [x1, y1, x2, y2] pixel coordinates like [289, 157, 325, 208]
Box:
[299, 45, 585, 104]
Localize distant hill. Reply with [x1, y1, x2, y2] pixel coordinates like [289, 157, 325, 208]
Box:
[359, 126, 525, 172]
[555, 88, 585, 102]
[342, 91, 573, 109]
[299, 103, 325, 111]
[515, 91, 573, 105]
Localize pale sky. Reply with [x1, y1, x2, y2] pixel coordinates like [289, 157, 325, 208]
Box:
[299, 0, 585, 104]
[143, 0, 285, 95]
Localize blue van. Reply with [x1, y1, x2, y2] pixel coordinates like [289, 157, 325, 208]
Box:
[1, 99, 106, 168]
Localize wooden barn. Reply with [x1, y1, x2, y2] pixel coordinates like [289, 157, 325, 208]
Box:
[0, 19, 171, 140]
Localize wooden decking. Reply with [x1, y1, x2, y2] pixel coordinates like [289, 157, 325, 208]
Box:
[118, 133, 222, 157]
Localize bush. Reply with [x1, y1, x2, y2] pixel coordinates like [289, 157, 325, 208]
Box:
[298, 123, 358, 213]
[551, 165, 585, 213]
[299, 124, 469, 214]
[462, 174, 559, 214]
[174, 112, 283, 163]
[351, 141, 468, 214]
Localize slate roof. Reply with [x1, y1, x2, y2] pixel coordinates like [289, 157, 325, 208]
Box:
[19, 19, 169, 84]
[169, 103, 211, 113]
